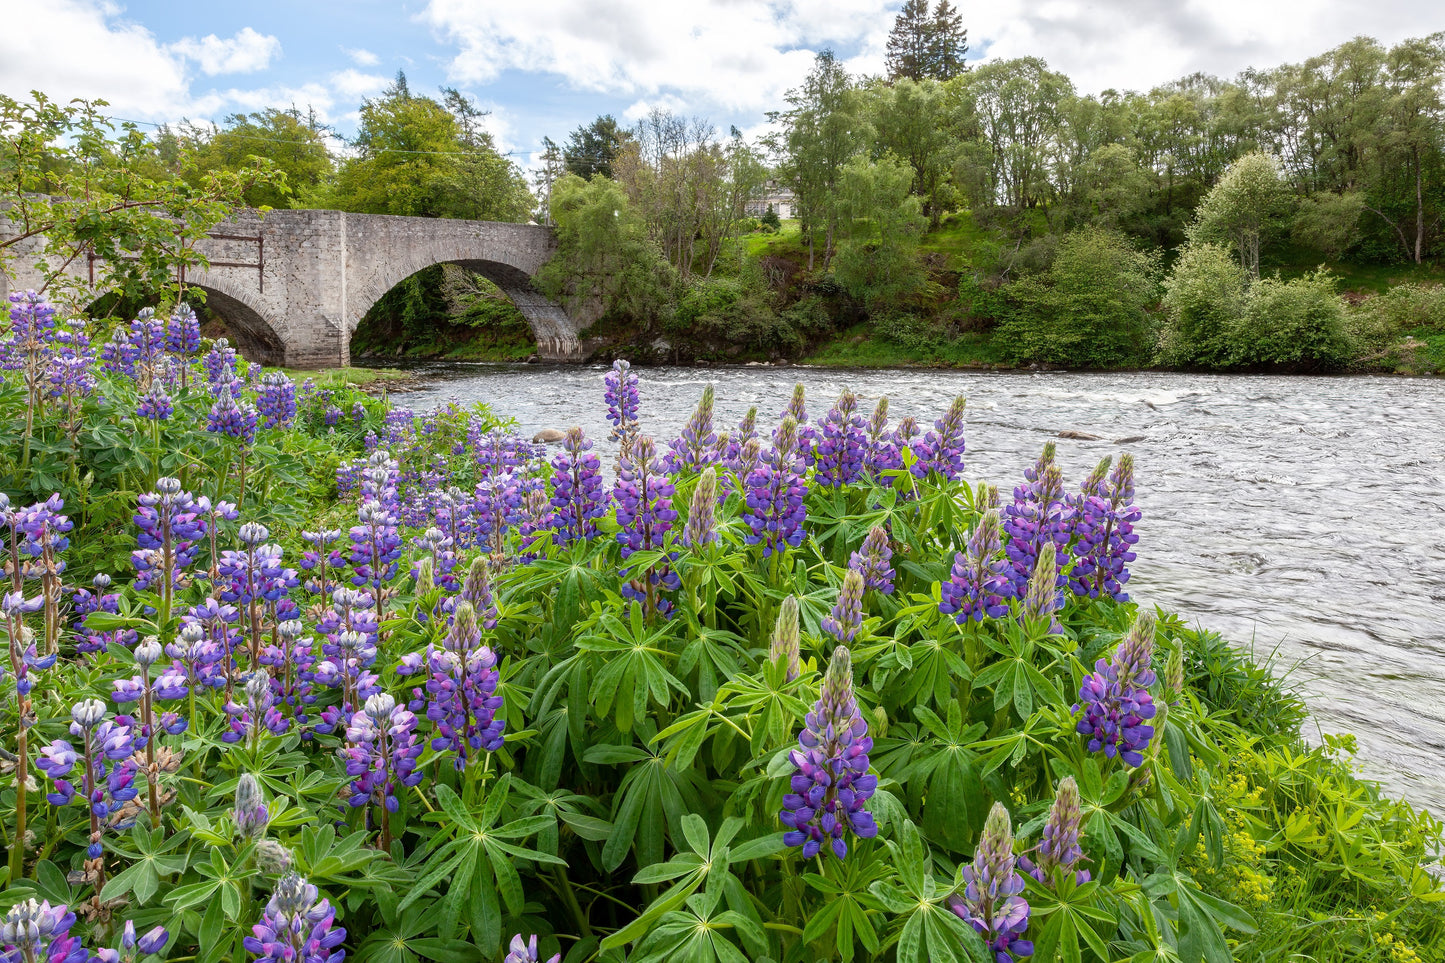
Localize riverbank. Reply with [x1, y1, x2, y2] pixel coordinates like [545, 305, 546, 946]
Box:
[4, 309, 1443, 960]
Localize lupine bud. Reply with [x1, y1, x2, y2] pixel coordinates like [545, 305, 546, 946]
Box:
[949, 802, 1033, 962]
[770, 596, 801, 682]
[1021, 541, 1061, 628]
[1164, 646, 1184, 704]
[1021, 776, 1089, 887]
[414, 556, 435, 597]
[821, 569, 865, 644]
[234, 773, 269, 840]
[134, 636, 163, 668]
[256, 839, 293, 875]
[682, 467, 719, 549]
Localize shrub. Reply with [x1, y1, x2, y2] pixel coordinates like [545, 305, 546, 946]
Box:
[759, 205, 782, 231]
[996, 227, 1161, 367]
[1160, 243, 1249, 367]
[1233, 269, 1354, 369]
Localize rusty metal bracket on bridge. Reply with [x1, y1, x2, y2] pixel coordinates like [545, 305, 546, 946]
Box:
[87, 231, 265, 292]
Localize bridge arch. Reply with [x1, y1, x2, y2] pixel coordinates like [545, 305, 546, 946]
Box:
[187, 284, 287, 366]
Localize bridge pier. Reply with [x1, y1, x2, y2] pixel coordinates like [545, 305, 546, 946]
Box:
[0, 210, 584, 368]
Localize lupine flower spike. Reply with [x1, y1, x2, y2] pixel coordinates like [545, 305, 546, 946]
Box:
[1073, 612, 1158, 767]
[821, 568, 865, 644]
[1019, 776, 1089, 887]
[779, 646, 878, 859]
[948, 802, 1034, 963]
[770, 596, 801, 683]
[243, 874, 346, 963]
[849, 525, 894, 595]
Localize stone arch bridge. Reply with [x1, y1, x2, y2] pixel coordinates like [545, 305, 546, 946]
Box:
[0, 210, 585, 367]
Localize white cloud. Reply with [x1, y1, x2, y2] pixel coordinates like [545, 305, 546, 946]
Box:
[419, 0, 891, 117]
[329, 69, 390, 101]
[169, 26, 282, 76]
[344, 46, 381, 67]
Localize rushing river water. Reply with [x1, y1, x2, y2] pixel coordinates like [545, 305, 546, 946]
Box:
[376, 361, 1445, 813]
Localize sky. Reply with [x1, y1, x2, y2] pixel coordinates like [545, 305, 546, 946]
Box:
[1, 0, 1441, 171]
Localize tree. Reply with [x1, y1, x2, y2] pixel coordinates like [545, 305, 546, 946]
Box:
[0, 92, 281, 308]
[833, 153, 927, 310]
[886, 0, 967, 82]
[867, 78, 955, 227]
[564, 115, 627, 180]
[772, 50, 862, 269]
[194, 108, 333, 209]
[1160, 242, 1249, 366]
[885, 0, 934, 82]
[1188, 151, 1292, 276]
[328, 74, 533, 221]
[929, 0, 969, 80]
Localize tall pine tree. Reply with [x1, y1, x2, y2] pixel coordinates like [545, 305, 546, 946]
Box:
[885, 0, 934, 81]
[929, 0, 969, 79]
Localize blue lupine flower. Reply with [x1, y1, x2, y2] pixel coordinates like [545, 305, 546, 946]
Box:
[948, 802, 1034, 963]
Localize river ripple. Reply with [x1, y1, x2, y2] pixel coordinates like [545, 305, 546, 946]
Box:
[376, 362, 1445, 813]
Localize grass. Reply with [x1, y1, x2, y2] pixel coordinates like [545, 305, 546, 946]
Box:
[802, 325, 1011, 368]
[279, 365, 409, 388]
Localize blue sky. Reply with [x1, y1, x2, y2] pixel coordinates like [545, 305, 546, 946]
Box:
[2, 0, 1440, 171]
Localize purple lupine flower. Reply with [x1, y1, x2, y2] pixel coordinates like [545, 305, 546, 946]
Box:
[257, 372, 298, 429]
[207, 391, 259, 443]
[166, 304, 201, 356]
[681, 467, 719, 549]
[300, 529, 345, 597]
[733, 437, 761, 489]
[459, 557, 499, 630]
[233, 773, 270, 840]
[911, 394, 966, 483]
[1019, 776, 1089, 887]
[821, 569, 865, 644]
[133, 477, 205, 596]
[71, 574, 137, 656]
[35, 700, 140, 861]
[203, 339, 239, 387]
[324, 405, 343, 427]
[1069, 455, 1140, 602]
[92, 919, 170, 963]
[504, 934, 560, 963]
[814, 389, 867, 488]
[948, 802, 1034, 963]
[940, 511, 1012, 624]
[1073, 612, 1158, 767]
[779, 646, 878, 859]
[167, 622, 228, 692]
[780, 383, 817, 465]
[665, 385, 718, 474]
[223, 672, 290, 744]
[347, 502, 403, 601]
[5, 593, 58, 695]
[195, 496, 241, 588]
[343, 693, 424, 839]
[613, 436, 680, 618]
[722, 406, 758, 473]
[242, 874, 346, 963]
[863, 397, 902, 477]
[770, 596, 801, 683]
[550, 427, 606, 547]
[136, 384, 174, 421]
[1001, 449, 1071, 600]
[0, 899, 88, 963]
[604, 359, 641, 450]
[46, 348, 95, 402]
[741, 416, 808, 558]
[849, 525, 894, 595]
[218, 524, 299, 667]
[258, 620, 319, 735]
[413, 602, 506, 769]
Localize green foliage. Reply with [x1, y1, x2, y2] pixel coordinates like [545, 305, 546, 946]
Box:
[834, 153, 929, 311]
[325, 75, 533, 222]
[0, 92, 283, 308]
[535, 174, 677, 328]
[1160, 243, 1250, 367]
[996, 227, 1161, 367]
[192, 108, 333, 209]
[1188, 153, 1294, 277]
[1234, 270, 1355, 369]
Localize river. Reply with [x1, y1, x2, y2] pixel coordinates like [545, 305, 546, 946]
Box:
[375, 361, 1445, 814]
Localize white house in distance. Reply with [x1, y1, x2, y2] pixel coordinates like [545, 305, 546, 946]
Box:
[745, 180, 795, 220]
